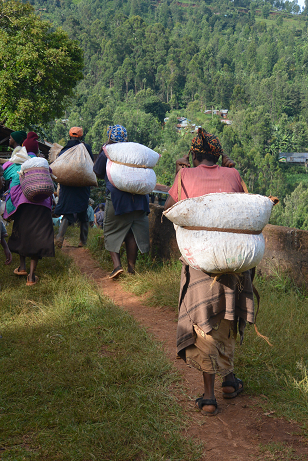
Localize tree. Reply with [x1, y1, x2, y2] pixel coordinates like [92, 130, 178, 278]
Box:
[0, 0, 83, 128]
[271, 183, 308, 230]
[262, 4, 271, 19]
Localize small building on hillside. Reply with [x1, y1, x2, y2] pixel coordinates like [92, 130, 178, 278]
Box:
[204, 109, 228, 118]
[279, 152, 308, 165]
[221, 119, 232, 125]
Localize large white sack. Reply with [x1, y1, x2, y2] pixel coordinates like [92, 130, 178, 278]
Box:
[163, 193, 274, 232]
[175, 225, 265, 273]
[163, 192, 275, 273]
[51, 143, 98, 187]
[103, 142, 160, 168]
[20, 157, 49, 172]
[107, 160, 156, 195]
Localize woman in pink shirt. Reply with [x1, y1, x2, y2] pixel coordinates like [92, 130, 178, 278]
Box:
[164, 129, 254, 417]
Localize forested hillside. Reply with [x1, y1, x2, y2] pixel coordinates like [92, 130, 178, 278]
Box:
[27, 0, 308, 227]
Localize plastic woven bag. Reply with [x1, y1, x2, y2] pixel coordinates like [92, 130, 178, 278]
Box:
[50, 143, 97, 187]
[163, 193, 275, 274]
[103, 142, 160, 194]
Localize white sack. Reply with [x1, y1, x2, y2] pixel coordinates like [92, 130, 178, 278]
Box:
[163, 192, 275, 274]
[9, 146, 30, 164]
[174, 225, 265, 273]
[163, 193, 274, 232]
[107, 160, 156, 195]
[51, 143, 98, 187]
[103, 142, 160, 168]
[20, 157, 49, 172]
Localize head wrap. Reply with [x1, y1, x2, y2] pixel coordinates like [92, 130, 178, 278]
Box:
[107, 125, 127, 143]
[69, 126, 83, 138]
[190, 128, 223, 159]
[11, 131, 27, 145]
[23, 131, 39, 155]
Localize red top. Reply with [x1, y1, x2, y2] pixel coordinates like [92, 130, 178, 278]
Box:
[168, 164, 244, 202]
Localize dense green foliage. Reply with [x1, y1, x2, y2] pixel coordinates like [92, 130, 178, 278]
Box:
[0, 0, 83, 127]
[16, 0, 308, 227]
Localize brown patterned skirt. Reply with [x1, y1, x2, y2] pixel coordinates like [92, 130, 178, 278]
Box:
[176, 260, 255, 359]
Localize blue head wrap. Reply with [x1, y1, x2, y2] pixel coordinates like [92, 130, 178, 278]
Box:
[107, 125, 127, 143]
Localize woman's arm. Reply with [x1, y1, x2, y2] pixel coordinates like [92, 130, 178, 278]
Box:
[164, 194, 176, 211]
[93, 146, 107, 179]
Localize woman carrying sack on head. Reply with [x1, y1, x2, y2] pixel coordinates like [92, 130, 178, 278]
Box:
[3, 132, 54, 286]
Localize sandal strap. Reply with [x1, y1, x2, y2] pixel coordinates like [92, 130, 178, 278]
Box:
[195, 397, 217, 410]
[222, 377, 243, 391]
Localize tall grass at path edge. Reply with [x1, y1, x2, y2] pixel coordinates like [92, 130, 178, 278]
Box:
[0, 237, 202, 461]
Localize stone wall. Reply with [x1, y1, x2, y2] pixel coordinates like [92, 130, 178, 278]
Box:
[258, 224, 308, 286]
[148, 204, 180, 260]
[149, 204, 308, 287]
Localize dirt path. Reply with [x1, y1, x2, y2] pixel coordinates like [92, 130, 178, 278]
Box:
[62, 243, 308, 461]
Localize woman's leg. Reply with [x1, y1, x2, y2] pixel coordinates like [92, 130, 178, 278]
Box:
[109, 251, 121, 269]
[108, 251, 124, 279]
[201, 372, 217, 414]
[124, 230, 138, 274]
[28, 257, 39, 282]
[19, 255, 26, 272]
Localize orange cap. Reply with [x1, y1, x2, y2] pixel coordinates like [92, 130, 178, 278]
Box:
[69, 126, 83, 137]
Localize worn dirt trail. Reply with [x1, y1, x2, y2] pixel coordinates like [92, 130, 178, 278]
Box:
[62, 242, 308, 461]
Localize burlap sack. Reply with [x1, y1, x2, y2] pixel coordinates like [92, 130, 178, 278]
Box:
[51, 143, 98, 187]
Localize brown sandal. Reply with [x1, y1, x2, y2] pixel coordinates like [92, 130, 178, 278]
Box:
[14, 267, 28, 276]
[26, 275, 39, 286]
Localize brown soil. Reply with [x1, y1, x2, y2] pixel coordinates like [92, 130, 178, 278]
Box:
[62, 243, 308, 461]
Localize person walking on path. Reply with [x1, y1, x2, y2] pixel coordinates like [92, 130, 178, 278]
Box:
[164, 128, 254, 416]
[93, 125, 150, 279]
[55, 127, 94, 248]
[3, 131, 54, 286]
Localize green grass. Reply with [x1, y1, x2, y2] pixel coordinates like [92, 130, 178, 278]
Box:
[255, 15, 305, 29]
[88, 231, 308, 429]
[0, 241, 202, 460]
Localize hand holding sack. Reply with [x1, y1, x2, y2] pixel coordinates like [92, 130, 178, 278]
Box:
[19, 157, 54, 203]
[103, 142, 160, 195]
[50, 143, 98, 187]
[163, 193, 277, 274]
